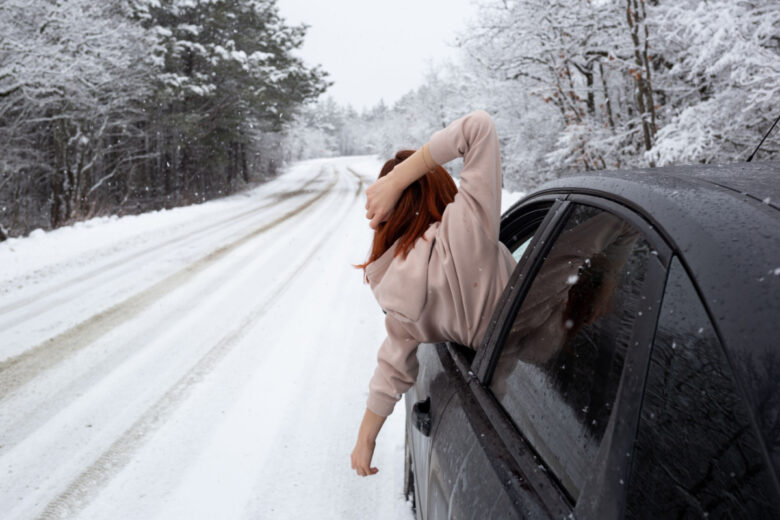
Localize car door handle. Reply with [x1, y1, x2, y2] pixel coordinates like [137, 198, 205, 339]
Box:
[412, 397, 432, 437]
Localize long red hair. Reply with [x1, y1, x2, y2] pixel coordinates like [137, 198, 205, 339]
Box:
[357, 149, 457, 274]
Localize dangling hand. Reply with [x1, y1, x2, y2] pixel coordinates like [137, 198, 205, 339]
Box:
[365, 172, 403, 230]
[350, 437, 378, 477]
[350, 407, 387, 477]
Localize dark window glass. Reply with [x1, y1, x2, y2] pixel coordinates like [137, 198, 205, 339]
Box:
[490, 204, 651, 500]
[626, 258, 780, 518]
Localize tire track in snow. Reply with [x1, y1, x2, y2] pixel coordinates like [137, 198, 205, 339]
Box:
[36, 165, 363, 520]
[0, 167, 329, 321]
[0, 172, 338, 401]
[0, 177, 341, 452]
[347, 166, 367, 198]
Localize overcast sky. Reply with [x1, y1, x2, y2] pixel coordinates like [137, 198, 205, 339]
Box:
[276, 0, 479, 111]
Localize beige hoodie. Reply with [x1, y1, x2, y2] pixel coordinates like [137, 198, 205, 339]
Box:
[364, 110, 517, 417]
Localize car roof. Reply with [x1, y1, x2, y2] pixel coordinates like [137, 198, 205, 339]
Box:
[531, 160, 780, 347]
[682, 161, 780, 211]
[530, 160, 780, 477]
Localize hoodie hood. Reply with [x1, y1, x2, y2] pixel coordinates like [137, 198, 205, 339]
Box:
[366, 223, 439, 323]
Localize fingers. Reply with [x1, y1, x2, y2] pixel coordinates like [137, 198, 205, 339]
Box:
[356, 466, 376, 477]
[351, 455, 365, 476]
[350, 453, 377, 477]
[367, 208, 386, 229]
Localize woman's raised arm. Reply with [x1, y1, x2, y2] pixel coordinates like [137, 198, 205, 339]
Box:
[427, 109, 502, 239]
[364, 110, 502, 237]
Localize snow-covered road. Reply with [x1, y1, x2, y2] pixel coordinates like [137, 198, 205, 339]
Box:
[0, 156, 415, 519]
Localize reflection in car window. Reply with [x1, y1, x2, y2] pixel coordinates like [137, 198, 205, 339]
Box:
[490, 204, 650, 500]
[626, 258, 780, 517]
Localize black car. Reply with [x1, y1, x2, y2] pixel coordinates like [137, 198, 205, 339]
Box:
[403, 161, 780, 519]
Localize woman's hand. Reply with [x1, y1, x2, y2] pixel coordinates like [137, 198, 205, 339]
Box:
[365, 171, 403, 230]
[351, 437, 378, 477]
[351, 408, 387, 477]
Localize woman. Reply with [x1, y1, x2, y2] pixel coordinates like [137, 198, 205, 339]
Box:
[351, 110, 516, 477]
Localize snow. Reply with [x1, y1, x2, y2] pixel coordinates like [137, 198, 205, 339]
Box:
[0, 157, 407, 519]
[0, 156, 524, 519]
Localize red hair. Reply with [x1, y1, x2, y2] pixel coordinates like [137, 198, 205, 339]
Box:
[357, 149, 457, 274]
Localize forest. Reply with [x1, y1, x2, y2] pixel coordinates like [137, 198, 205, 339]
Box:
[0, 0, 328, 238]
[1, 0, 778, 239]
[291, 0, 779, 189]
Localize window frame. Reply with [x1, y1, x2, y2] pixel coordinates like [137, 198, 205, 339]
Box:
[473, 195, 571, 379]
[469, 192, 672, 516]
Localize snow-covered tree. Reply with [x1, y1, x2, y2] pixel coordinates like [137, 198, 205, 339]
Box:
[278, 1, 778, 193]
[0, 0, 329, 237]
[137, 0, 330, 199]
[648, 0, 780, 165]
[0, 0, 156, 229]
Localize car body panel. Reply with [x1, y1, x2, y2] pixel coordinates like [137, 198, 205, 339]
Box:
[428, 343, 553, 519]
[404, 341, 460, 517]
[406, 161, 780, 519]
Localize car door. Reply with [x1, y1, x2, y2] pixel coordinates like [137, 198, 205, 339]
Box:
[425, 196, 671, 519]
[404, 339, 463, 519]
[625, 256, 780, 517]
[405, 198, 560, 518]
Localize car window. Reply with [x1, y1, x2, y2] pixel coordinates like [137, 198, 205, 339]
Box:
[489, 204, 652, 501]
[626, 257, 780, 517]
[511, 236, 533, 262]
[500, 201, 553, 260]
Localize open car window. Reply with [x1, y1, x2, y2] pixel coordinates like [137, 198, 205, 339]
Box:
[500, 201, 554, 260]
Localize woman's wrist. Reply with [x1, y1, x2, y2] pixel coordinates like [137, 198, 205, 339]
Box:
[420, 142, 436, 171]
[385, 168, 407, 194]
[358, 407, 387, 443]
[390, 143, 436, 191]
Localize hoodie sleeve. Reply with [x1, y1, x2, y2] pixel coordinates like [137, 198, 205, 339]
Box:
[366, 314, 420, 417]
[427, 109, 502, 240]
